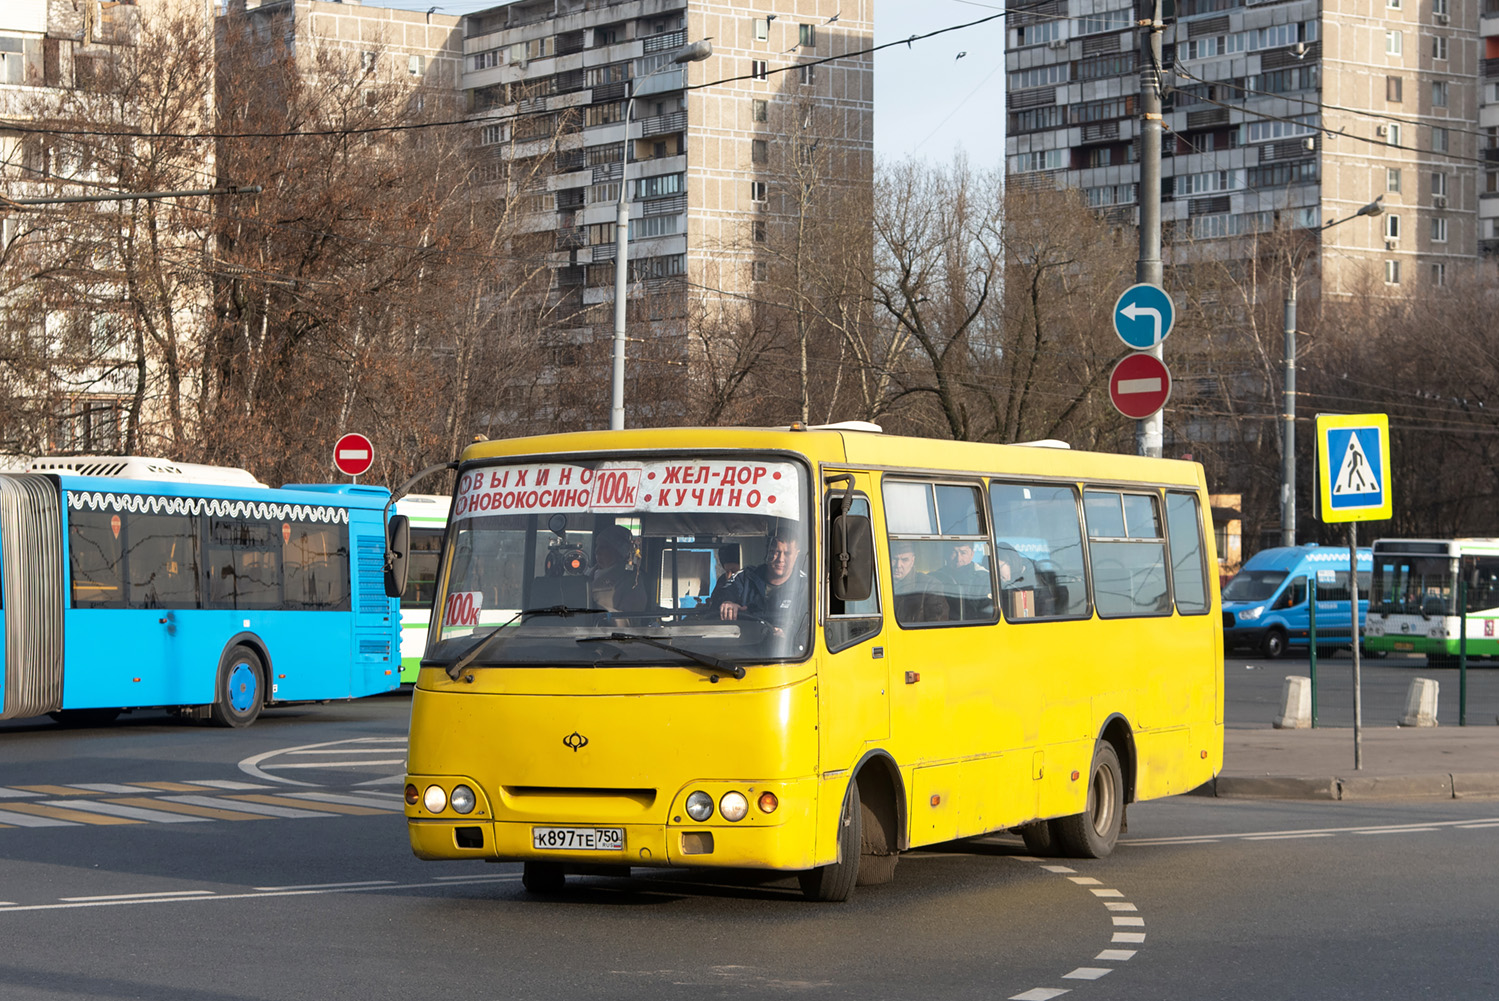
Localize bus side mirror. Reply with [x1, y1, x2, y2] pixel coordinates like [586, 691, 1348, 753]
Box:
[829, 513, 873, 602]
[384, 514, 410, 599]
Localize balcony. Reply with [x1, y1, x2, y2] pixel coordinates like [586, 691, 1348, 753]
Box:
[643, 29, 687, 55]
[640, 110, 687, 137]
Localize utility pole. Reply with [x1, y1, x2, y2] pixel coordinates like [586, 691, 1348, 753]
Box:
[1281, 270, 1297, 546]
[1135, 0, 1165, 458]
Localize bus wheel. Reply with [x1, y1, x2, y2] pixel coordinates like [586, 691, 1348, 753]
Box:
[1055, 742, 1124, 859]
[1261, 628, 1288, 659]
[798, 780, 861, 902]
[1016, 820, 1059, 857]
[210, 645, 264, 728]
[521, 862, 566, 894]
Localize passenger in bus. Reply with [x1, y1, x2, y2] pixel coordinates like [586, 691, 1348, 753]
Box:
[590, 524, 644, 613]
[717, 529, 806, 635]
[933, 542, 993, 619]
[713, 544, 742, 593]
[890, 540, 948, 624]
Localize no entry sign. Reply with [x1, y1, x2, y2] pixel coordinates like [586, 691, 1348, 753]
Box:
[1108, 353, 1171, 420]
[333, 433, 374, 477]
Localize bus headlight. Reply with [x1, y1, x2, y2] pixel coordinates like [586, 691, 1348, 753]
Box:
[450, 785, 476, 815]
[719, 791, 749, 822]
[423, 785, 448, 813]
[685, 791, 714, 821]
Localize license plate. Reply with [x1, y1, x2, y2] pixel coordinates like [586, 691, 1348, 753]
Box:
[532, 826, 624, 851]
[1394, 641, 1414, 652]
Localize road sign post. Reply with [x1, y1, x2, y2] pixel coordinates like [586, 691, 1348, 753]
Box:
[1108, 352, 1172, 420]
[1112, 283, 1176, 351]
[334, 433, 374, 479]
[1314, 413, 1393, 773]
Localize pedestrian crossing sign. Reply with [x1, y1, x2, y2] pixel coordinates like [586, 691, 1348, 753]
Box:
[1315, 413, 1392, 522]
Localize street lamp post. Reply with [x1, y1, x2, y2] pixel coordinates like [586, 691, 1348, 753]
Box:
[1280, 195, 1384, 546]
[610, 39, 712, 431]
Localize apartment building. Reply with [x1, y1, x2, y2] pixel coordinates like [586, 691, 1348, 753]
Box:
[1480, 0, 1499, 255]
[0, 0, 219, 455]
[1005, 0, 1489, 294]
[460, 0, 873, 422]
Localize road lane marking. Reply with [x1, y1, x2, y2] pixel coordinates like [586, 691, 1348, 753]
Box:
[1, 802, 139, 825]
[239, 737, 405, 787]
[61, 891, 215, 902]
[1124, 817, 1499, 845]
[1062, 968, 1112, 980]
[281, 792, 405, 811]
[0, 875, 520, 913]
[1112, 933, 1146, 944]
[253, 881, 396, 891]
[0, 809, 75, 827]
[1006, 856, 1145, 1001]
[12, 785, 102, 796]
[103, 797, 273, 822]
[159, 796, 335, 819]
[262, 760, 406, 770]
[1095, 950, 1135, 961]
[225, 793, 388, 816]
[1112, 916, 1144, 926]
[132, 782, 230, 793]
[39, 800, 211, 824]
[1010, 990, 1069, 1001]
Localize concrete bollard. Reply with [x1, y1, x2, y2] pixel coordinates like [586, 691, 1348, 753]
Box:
[1398, 677, 1440, 727]
[1273, 675, 1312, 729]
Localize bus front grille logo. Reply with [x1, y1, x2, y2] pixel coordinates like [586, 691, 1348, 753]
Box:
[563, 731, 589, 752]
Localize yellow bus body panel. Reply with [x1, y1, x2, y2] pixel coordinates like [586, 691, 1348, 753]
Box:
[406, 426, 1224, 876]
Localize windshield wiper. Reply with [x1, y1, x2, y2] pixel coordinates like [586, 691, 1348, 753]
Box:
[576, 632, 746, 681]
[446, 605, 605, 679]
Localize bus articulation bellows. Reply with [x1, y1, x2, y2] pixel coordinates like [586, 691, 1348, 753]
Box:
[389, 426, 1224, 901]
[1, 456, 402, 727]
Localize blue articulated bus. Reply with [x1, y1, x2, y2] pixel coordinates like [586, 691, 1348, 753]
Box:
[0, 457, 401, 727]
[1221, 544, 1371, 658]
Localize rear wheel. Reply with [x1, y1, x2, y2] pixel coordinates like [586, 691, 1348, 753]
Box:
[1054, 742, 1124, 859]
[1017, 820, 1060, 857]
[1261, 628, 1288, 659]
[210, 645, 264, 728]
[799, 780, 861, 902]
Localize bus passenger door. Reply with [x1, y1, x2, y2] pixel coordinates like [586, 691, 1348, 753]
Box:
[819, 478, 889, 769]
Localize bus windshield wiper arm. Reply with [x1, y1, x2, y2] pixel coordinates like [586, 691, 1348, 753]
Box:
[446, 605, 605, 679]
[577, 633, 746, 680]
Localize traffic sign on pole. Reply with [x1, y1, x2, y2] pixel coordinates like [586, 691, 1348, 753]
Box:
[333, 432, 374, 478]
[1113, 283, 1176, 350]
[1108, 352, 1172, 420]
[1315, 414, 1391, 523]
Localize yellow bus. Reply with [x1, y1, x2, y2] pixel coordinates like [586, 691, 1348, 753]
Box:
[391, 425, 1223, 901]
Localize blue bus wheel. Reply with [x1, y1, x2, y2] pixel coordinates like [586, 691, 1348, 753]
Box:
[210, 645, 264, 728]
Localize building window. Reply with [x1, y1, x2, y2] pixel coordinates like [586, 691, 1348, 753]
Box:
[750, 180, 767, 202]
[799, 24, 815, 47]
[408, 55, 425, 77]
[753, 220, 767, 242]
[752, 99, 767, 122]
[1386, 167, 1401, 192]
[1433, 127, 1449, 153]
[1434, 0, 1449, 14]
[798, 62, 815, 85]
[1486, 170, 1498, 195]
[1387, 0, 1401, 7]
[1386, 122, 1401, 146]
[1384, 260, 1401, 284]
[1431, 217, 1448, 243]
[1432, 171, 1448, 198]
[751, 139, 768, 164]
[1431, 263, 1447, 286]
[751, 59, 768, 80]
[635, 172, 683, 199]
[1386, 76, 1402, 102]
[1384, 214, 1400, 240]
[752, 260, 767, 282]
[753, 18, 768, 42]
[634, 213, 678, 238]
[1432, 81, 1448, 107]
[480, 123, 505, 145]
[1385, 31, 1401, 56]
[1433, 36, 1448, 61]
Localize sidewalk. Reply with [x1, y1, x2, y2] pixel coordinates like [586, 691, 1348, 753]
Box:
[1196, 726, 1499, 801]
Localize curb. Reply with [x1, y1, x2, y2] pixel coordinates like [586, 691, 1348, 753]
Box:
[1190, 771, 1499, 801]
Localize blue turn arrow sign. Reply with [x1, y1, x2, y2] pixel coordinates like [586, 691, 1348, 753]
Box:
[1113, 283, 1176, 350]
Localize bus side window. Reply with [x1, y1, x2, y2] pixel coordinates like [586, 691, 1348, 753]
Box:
[1277, 579, 1308, 609]
[1084, 490, 1170, 618]
[826, 495, 880, 651]
[68, 510, 127, 608]
[989, 481, 1088, 620]
[1165, 491, 1209, 615]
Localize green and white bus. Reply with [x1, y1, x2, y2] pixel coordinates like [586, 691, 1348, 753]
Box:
[1364, 538, 1499, 662]
[395, 494, 449, 682]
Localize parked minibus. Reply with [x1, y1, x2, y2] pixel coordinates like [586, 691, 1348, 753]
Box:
[1221, 545, 1371, 658]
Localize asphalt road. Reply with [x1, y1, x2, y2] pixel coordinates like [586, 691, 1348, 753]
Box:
[2, 652, 1497, 1000]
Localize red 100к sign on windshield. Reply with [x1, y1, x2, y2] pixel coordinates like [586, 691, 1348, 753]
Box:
[451, 460, 802, 521]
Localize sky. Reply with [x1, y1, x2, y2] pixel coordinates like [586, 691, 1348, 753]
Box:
[369, 0, 1009, 167]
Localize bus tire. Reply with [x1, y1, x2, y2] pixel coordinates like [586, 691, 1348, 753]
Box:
[1261, 628, 1288, 659]
[521, 861, 566, 894]
[210, 645, 264, 728]
[798, 779, 860, 902]
[1017, 820, 1059, 857]
[1054, 742, 1124, 859]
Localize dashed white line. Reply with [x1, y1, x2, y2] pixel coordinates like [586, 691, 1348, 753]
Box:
[253, 880, 396, 892]
[1062, 968, 1112, 981]
[61, 890, 214, 902]
[1008, 861, 1144, 1001]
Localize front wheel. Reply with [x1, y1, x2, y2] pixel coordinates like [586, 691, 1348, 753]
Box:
[799, 780, 861, 902]
[1261, 628, 1288, 659]
[210, 645, 264, 728]
[1054, 742, 1124, 859]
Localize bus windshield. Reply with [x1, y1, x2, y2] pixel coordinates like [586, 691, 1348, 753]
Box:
[427, 456, 811, 668]
[1371, 555, 1454, 616]
[1222, 569, 1288, 602]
